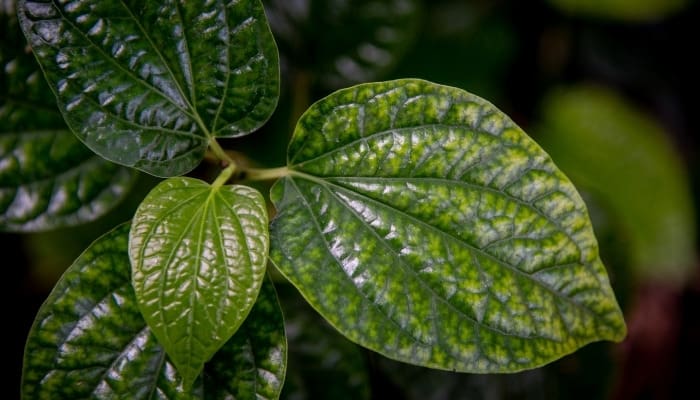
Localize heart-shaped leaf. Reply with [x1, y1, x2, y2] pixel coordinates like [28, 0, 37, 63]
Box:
[17, 0, 279, 177]
[264, 0, 420, 88]
[22, 223, 286, 399]
[129, 176, 269, 388]
[269, 79, 626, 372]
[537, 85, 695, 284]
[1, 4, 136, 231]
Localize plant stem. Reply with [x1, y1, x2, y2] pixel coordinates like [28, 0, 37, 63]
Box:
[208, 137, 235, 167]
[212, 163, 236, 189]
[245, 166, 290, 181]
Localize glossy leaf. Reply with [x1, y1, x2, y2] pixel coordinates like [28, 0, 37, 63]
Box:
[546, 0, 687, 21]
[1, 4, 136, 231]
[22, 223, 286, 399]
[18, 0, 279, 177]
[264, 0, 420, 88]
[537, 85, 695, 284]
[129, 177, 269, 388]
[270, 79, 626, 373]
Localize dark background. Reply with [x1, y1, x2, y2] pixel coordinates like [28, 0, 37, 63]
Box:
[6, 0, 700, 398]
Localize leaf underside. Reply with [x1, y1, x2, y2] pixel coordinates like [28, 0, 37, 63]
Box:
[1, 6, 136, 231]
[129, 178, 269, 388]
[18, 0, 279, 176]
[270, 79, 626, 373]
[22, 223, 286, 399]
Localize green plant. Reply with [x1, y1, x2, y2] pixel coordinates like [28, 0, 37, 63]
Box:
[3, 0, 627, 397]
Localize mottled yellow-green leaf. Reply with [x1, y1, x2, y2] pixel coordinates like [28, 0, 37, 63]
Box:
[270, 79, 626, 373]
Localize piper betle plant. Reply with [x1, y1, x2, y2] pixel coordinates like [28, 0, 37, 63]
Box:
[6, 0, 626, 397]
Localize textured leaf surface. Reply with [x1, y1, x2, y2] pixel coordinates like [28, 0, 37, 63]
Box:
[18, 0, 279, 176]
[537, 85, 695, 284]
[264, 0, 419, 88]
[1, 5, 136, 231]
[546, 0, 687, 21]
[270, 79, 626, 372]
[22, 223, 286, 399]
[130, 177, 269, 388]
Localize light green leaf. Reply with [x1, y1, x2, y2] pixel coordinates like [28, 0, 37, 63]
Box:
[22, 223, 287, 399]
[18, 0, 279, 177]
[129, 176, 269, 388]
[264, 0, 420, 88]
[269, 79, 626, 373]
[536, 85, 695, 284]
[546, 0, 687, 21]
[1, 5, 136, 231]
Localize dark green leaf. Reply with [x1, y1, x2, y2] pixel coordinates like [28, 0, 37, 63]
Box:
[1, 5, 136, 231]
[18, 0, 279, 176]
[129, 177, 269, 388]
[270, 79, 626, 373]
[264, 0, 420, 88]
[22, 223, 286, 399]
[536, 85, 695, 284]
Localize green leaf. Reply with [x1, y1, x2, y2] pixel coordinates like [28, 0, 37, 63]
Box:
[264, 0, 420, 88]
[129, 176, 269, 388]
[1, 4, 137, 231]
[277, 285, 370, 400]
[536, 85, 695, 284]
[22, 223, 287, 399]
[269, 79, 626, 373]
[17, 0, 279, 177]
[546, 0, 687, 22]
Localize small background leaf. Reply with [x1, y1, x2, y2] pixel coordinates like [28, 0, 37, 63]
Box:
[270, 79, 626, 373]
[536, 85, 696, 284]
[129, 177, 269, 387]
[264, 0, 420, 89]
[22, 223, 286, 399]
[1, 4, 136, 231]
[18, 0, 279, 176]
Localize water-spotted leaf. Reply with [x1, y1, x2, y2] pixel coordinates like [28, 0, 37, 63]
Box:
[22, 223, 287, 399]
[18, 0, 279, 177]
[1, 4, 136, 231]
[129, 176, 269, 388]
[537, 85, 695, 284]
[264, 0, 419, 88]
[547, 0, 687, 21]
[269, 79, 626, 373]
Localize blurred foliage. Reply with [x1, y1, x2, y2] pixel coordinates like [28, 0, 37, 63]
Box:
[546, 0, 689, 22]
[537, 85, 695, 285]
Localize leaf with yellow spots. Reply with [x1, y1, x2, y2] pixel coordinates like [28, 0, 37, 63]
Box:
[269, 79, 626, 372]
[129, 176, 269, 388]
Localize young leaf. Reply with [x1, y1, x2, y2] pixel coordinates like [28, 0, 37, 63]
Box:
[17, 0, 279, 177]
[1, 5, 136, 231]
[22, 223, 286, 399]
[269, 79, 626, 373]
[536, 85, 695, 284]
[264, 0, 420, 88]
[129, 177, 269, 388]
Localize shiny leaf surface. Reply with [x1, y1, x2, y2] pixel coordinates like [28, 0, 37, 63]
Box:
[130, 177, 269, 388]
[1, 5, 136, 231]
[18, 0, 279, 176]
[270, 79, 626, 372]
[537, 85, 695, 284]
[264, 0, 419, 88]
[22, 223, 286, 399]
